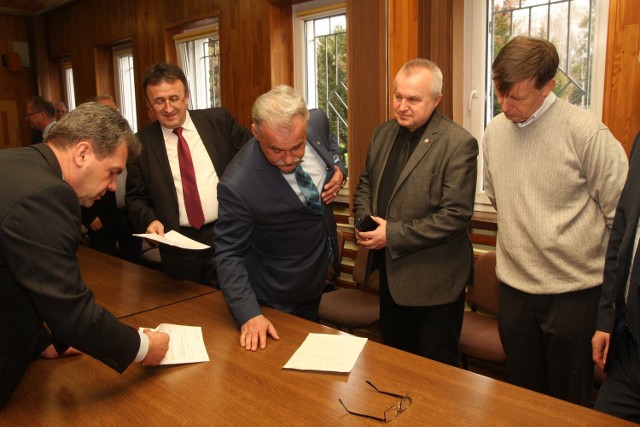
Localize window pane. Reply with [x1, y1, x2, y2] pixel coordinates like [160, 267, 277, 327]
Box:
[305, 13, 348, 171]
[65, 67, 75, 110]
[488, 0, 595, 119]
[116, 54, 137, 132]
[177, 34, 221, 110]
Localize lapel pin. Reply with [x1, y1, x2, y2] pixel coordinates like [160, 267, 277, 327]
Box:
[424, 138, 430, 144]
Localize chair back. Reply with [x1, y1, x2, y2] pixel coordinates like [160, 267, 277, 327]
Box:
[469, 251, 499, 315]
[352, 246, 379, 291]
[327, 230, 346, 278]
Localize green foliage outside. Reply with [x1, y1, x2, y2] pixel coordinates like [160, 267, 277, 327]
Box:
[315, 26, 348, 174]
[490, 0, 594, 119]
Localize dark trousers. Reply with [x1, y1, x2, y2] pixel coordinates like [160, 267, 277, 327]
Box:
[88, 212, 142, 264]
[499, 283, 600, 407]
[595, 327, 640, 422]
[160, 222, 216, 286]
[261, 297, 322, 323]
[379, 261, 465, 367]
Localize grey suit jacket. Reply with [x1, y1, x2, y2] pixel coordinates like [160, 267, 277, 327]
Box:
[127, 107, 252, 234]
[598, 131, 640, 364]
[214, 110, 346, 326]
[354, 110, 478, 306]
[0, 144, 139, 406]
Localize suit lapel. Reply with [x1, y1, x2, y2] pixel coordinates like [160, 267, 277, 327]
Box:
[145, 123, 177, 203]
[391, 110, 441, 196]
[250, 142, 304, 212]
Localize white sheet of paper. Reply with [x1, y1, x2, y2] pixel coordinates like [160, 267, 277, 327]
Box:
[283, 333, 367, 373]
[134, 230, 210, 250]
[139, 323, 209, 365]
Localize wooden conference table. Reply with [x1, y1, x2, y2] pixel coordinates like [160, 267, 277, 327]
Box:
[2, 248, 633, 426]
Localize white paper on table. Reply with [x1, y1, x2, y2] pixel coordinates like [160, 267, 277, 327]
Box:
[283, 333, 367, 373]
[139, 323, 209, 365]
[134, 230, 210, 250]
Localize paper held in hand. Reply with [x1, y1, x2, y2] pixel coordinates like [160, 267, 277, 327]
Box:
[139, 323, 209, 365]
[283, 333, 367, 373]
[134, 230, 210, 250]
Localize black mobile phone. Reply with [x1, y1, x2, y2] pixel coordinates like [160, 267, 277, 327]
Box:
[356, 214, 377, 232]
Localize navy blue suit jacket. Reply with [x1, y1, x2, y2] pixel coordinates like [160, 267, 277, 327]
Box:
[214, 109, 345, 326]
[598, 131, 640, 365]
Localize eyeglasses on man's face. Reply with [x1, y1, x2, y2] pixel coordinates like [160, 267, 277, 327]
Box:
[26, 110, 42, 118]
[150, 96, 185, 110]
[339, 381, 412, 423]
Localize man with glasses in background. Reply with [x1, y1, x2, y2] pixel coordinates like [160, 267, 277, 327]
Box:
[26, 96, 57, 143]
[54, 101, 68, 120]
[126, 62, 253, 285]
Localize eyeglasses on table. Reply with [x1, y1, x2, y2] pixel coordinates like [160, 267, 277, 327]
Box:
[339, 380, 412, 423]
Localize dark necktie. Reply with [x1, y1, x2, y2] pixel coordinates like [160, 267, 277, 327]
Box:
[173, 127, 205, 229]
[294, 164, 322, 214]
[626, 241, 640, 340]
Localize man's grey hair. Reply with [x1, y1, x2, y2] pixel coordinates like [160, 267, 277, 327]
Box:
[252, 85, 309, 132]
[397, 58, 443, 99]
[46, 102, 141, 159]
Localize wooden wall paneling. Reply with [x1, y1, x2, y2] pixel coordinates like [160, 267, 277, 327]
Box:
[93, 46, 115, 101]
[418, 0, 454, 120]
[0, 14, 34, 146]
[219, 0, 273, 127]
[388, 0, 419, 117]
[0, 100, 21, 149]
[451, 0, 464, 125]
[346, 0, 388, 214]
[133, 0, 169, 129]
[603, 0, 640, 155]
[267, 0, 294, 88]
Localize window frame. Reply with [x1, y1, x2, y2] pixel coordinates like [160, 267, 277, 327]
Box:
[113, 44, 137, 132]
[61, 58, 75, 111]
[174, 23, 221, 110]
[463, 0, 610, 212]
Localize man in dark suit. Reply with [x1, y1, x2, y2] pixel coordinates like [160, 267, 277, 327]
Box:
[126, 62, 253, 284]
[0, 103, 169, 408]
[214, 85, 346, 351]
[592, 130, 640, 422]
[82, 95, 141, 264]
[353, 58, 478, 367]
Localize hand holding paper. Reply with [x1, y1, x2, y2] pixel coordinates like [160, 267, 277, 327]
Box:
[134, 230, 210, 250]
[139, 324, 209, 365]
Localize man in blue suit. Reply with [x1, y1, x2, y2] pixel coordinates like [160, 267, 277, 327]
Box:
[214, 85, 346, 351]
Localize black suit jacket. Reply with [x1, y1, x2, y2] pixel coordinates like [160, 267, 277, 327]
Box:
[126, 107, 252, 234]
[82, 191, 120, 232]
[598, 131, 640, 364]
[214, 109, 346, 326]
[0, 144, 139, 407]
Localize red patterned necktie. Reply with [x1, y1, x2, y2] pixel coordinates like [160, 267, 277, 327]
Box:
[173, 127, 205, 229]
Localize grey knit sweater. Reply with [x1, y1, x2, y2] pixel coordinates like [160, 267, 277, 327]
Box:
[483, 97, 628, 294]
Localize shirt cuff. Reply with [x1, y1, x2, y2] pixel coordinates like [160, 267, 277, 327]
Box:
[134, 330, 150, 363]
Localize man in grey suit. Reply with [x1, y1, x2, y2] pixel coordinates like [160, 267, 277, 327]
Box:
[353, 58, 478, 367]
[214, 85, 346, 351]
[127, 62, 253, 284]
[0, 103, 169, 407]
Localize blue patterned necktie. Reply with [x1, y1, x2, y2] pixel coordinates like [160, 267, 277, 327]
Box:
[294, 164, 322, 214]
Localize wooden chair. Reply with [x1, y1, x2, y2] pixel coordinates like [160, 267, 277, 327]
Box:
[459, 251, 506, 369]
[318, 245, 379, 333]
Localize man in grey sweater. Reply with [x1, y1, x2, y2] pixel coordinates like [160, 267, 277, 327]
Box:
[483, 36, 628, 406]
